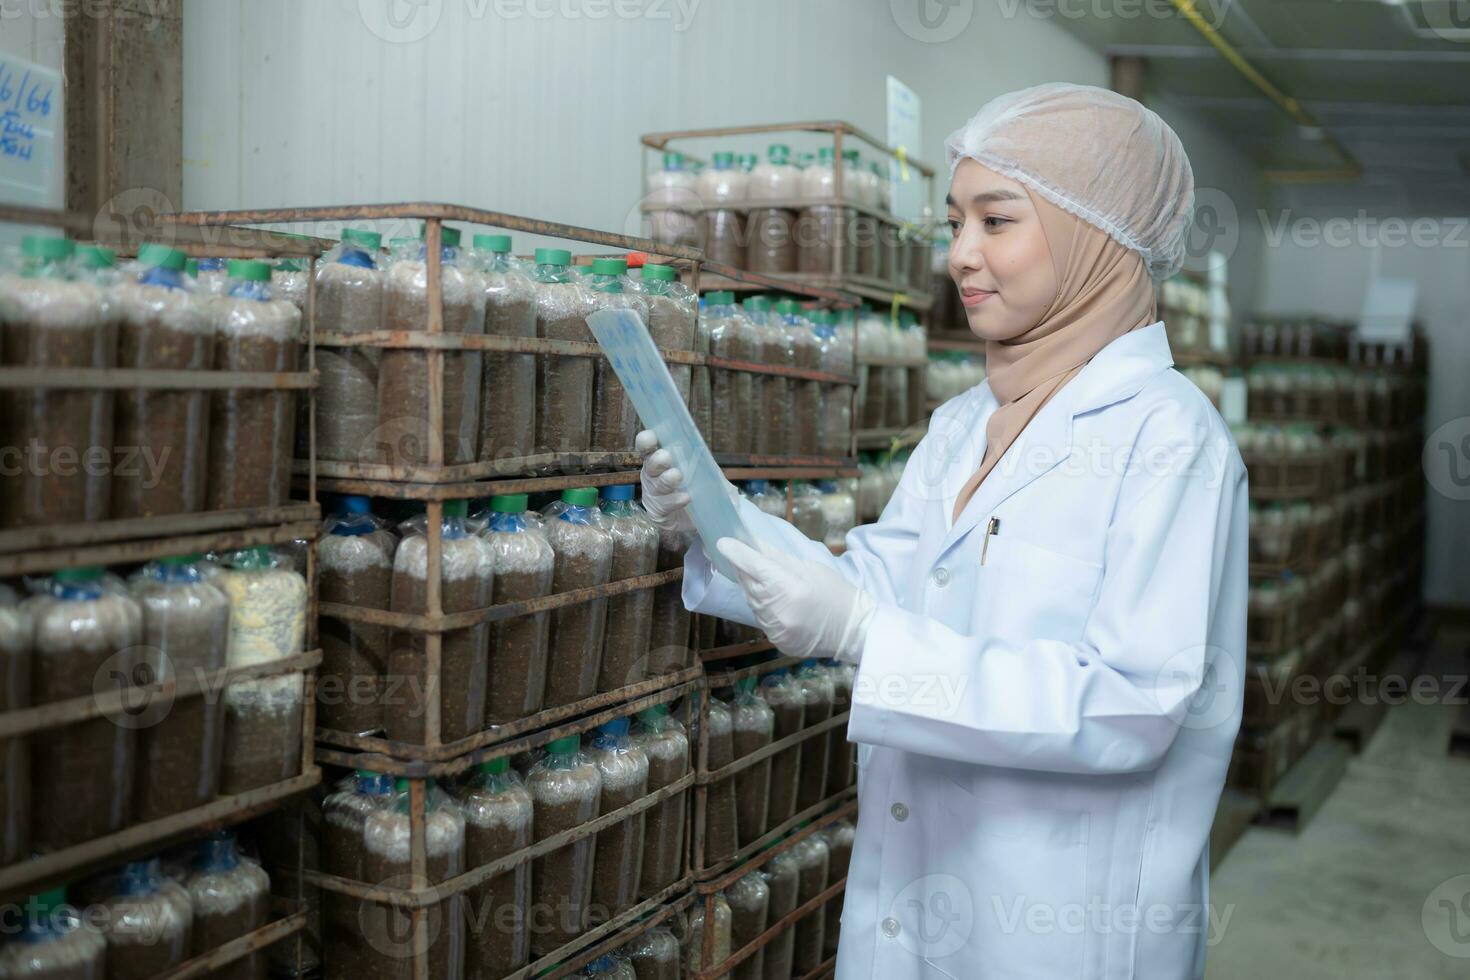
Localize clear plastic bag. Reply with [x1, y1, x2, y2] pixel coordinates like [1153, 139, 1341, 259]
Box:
[823, 660, 858, 796]
[360, 779, 466, 980]
[542, 490, 614, 708]
[0, 887, 107, 976]
[316, 497, 397, 735]
[621, 925, 680, 980]
[313, 230, 386, 463]
[790, 833, 832, 974]
[533, 249, 594, 456]
[632, 705, 689, 898]
[704, 293, 757, 455]
[128, 555, 229, 821]
[480, 496, 555, 725]
[23, 567, 140, 850]
[794, 661, 836, 811]
[646, 526, 693, 676]
[725, 870, 771, 980]
[378, 231, 485, 467]
[528, 737, 602, 955]
[633, 264, 696, 414]
[113, 245, 212, 518]
[99, 859, 194, 979]
[816, 480, 857, 550]
[745, 298, 790, 456]
[206, 260, 301, 510]
[216, 546, 307, 794]
[589, 718, 650, 922]
[812, 311, 852, 457]
[759, 850, 801, 980]
[587, 259, 648, 453]
[819, 818, 857, 959]
[0, 236, 117, 527]
[387, 502, 493, 744]
[185, 831, 270, 979]
[685, 893, 733, 977]
[468, 236, 538, 463]
[759, 670, 805, 833]
[777, 302, 822, 456]
[704, 695, 740, 865]
[0, 584, 31, 866]
[597, 487, 659, 691]
[789, 482, 828, 543]
[456, 759, 533, 978]
[730, 678, 774, 849]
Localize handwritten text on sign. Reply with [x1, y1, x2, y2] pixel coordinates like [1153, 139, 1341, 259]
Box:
[0, 55, 60, 202]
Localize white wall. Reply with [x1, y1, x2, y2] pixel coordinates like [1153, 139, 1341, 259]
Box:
[1256, 231, 1470, 608]
[179, 0, 1263, 309]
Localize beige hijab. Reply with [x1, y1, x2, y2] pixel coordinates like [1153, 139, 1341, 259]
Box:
[952, 194, 1158, 522]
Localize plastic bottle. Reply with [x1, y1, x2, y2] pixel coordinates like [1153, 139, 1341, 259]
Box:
[378, 227, 485, 467]
[216, 546, 307, 793]
[823, 659, 858, 796]
[725, 870, 771, 980]
[0, 886, 107, 977]
[467, 234, 537, 463]
[685, 893, 733, 977]
[528, 736, 602, 955]
[633, 263, 696, 411]
[742, 296, 789, 456]
[456, 757, 533, 979]
[746, 145, 798, 273]
[129, 554, 230, 821]
[794, 661, 836, 810]
[0, 584, 29, 865]
[533, 248, 594, 456]
[587, 258, 648, 453]
[107, 244, 210, 517]
[480, 494, 555, 725]
[698, 151, 749, 268]
[703, 291, 757, 454]
[542, 489, 615, 707]
[633, 704, 689, 897]
[315, 496, 396, 735]
[206, 259, 301, 509]
[758, 848, 800, 979]
[24, 565, 140, 850]
[0, 235, 116, 528]
[588, 717, 650, 922]
[789, 831, 831, 974]
[98, 858, 193, 979]
[645, 151, 700, 249]
[185, 831, 270, 980]
[386, 500, 493, 744]
[776, 301, 822, 456]
[312, 229, 386, 463]
[811, 311, 852, 458]
[818, 818, 857, 959]
[598, 486, 659, 692]
[704, 694, 740, 865]
[815, 480, 857, 550]
[621, 925, 679, 980]
[730, 678, 775, 848]
[272, 257, 309, 313]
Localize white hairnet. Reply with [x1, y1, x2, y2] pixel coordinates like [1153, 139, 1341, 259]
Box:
[945, 83, 1195, 280]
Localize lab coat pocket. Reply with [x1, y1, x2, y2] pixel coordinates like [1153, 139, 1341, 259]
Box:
[978, 534, 1103, 644]
[938, 777, 1091, 975]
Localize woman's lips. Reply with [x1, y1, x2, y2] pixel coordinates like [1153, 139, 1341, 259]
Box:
[961, 288, 996, 308]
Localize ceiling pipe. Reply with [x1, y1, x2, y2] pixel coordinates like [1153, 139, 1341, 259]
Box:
[1168, 0, 1363, 183]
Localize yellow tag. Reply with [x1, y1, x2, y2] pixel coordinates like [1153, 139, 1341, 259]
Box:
[890, 293, 907, 328]
[896, 145, 911, 182]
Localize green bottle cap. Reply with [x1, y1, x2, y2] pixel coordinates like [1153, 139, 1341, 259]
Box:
[480, 756, 510, 775]
[767, 144, 790, 164]
[341, 229, 382, 249]
[139, 243, 187, 271]
[742, 296, 771, 313]
[29, 887, 67, 917]
[638, 703, 669, 724]
[561, 487, 599, 508]
[21, 235, 74, 260]
[75, 245, 116, 269]
[591, 258, 627, 276]
[421, 224, 461, 248]
[843, 149, 860, 163]
[389, 236, 417, 250]
[275, 258, 307, 272]
[736, 677, 757, 693]
[490, 494, 528, 514]
[662, 151, 683, 169]
[394, 778, 411, 792]
[473, 233, 513, 253]
[712, 151, 735, 168]
[817, 147, 836, 163]
[53, 566, 103, 583]
[535, 247, 571, 267]
[355, 769, 380, 779]
[547, 735, 580, 754]
[706, 290, 734, 306]
[227, 259, 271, 282]
[443, 500, 468, 518]
[775, 299, 802, 315]
[642, 263, 676, 282]
[157, 554, 201, 566]
[186, 259, 199, 277]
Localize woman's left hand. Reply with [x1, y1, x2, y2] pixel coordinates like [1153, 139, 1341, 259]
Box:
[717, 538, 877, 663]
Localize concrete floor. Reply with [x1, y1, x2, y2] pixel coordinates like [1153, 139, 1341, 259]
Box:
[1205, 628, 1470, 979]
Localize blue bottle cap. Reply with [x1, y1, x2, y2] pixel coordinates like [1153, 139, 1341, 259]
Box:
[600, 484, 636, 502]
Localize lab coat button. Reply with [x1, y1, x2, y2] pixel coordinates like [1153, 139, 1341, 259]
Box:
[931, 567, 950, 587]
[890, 802, 909, 822]
[882, 917, 901, 938]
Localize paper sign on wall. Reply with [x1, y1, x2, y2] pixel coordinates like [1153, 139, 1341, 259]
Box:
[0, 54, 60, 206]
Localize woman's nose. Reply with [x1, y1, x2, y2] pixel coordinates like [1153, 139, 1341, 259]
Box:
[949, 226, 984, 278]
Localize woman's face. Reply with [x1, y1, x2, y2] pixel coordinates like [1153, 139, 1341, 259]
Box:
[946, 159, 1058, 341]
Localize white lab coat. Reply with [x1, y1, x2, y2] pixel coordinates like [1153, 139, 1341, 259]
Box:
[683, 322, 1248, 979]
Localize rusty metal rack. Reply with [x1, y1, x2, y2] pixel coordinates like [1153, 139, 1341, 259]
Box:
[305, 679, 702, 980]
[639, 121, 940, 313]
[0, 204, 326, 977]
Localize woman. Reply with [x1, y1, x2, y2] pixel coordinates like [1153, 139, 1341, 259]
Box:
[639, 83, 1247, 979]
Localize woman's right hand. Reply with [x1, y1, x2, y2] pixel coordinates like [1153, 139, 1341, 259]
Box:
[636, 430, 696, 534]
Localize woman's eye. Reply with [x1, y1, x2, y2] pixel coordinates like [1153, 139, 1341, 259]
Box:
[947, 218, 961, 237]
[983, 216, 1010, 230]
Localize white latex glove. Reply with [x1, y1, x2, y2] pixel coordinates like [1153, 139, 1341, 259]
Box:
[717, 538, 877, 664]
[636, 429, 696, 534]
[635, 429, 741, 535]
